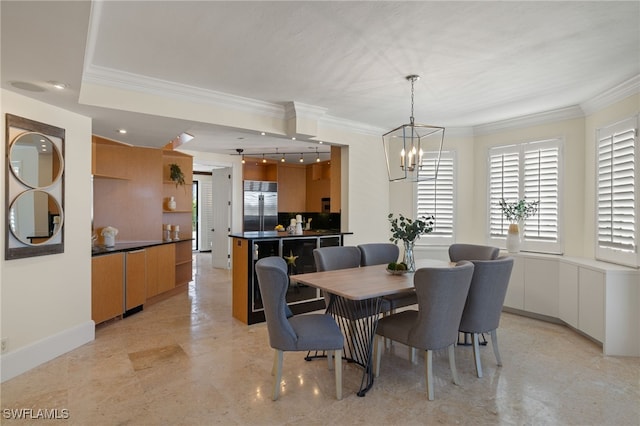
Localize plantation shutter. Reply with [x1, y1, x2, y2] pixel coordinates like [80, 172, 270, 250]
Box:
[417, 151, 454, 240]
[597, 117, 636, 261]
[489, 148, 519, 237]
[523, 141, 559, 242]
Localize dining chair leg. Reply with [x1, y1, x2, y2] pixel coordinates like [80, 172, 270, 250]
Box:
[335, 349, 343, 400]
[424, 349, 434, 400]
[490, 329, 502, 366]
[448, 344, 460, 385]
[272, 350, 283, 401]
[327, 350, 334, 370]
[472, 333, 483, 378]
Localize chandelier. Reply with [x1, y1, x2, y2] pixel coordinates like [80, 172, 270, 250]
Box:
[382, 75, 445, 182]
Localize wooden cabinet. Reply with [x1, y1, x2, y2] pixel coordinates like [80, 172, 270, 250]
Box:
[92, 136, 129, 179]
[146, 244, 175, 298]
[162, 151, 193, 240]
[277, 164, 306, 211]
[242, 148, 342, 213]
[125, 250, 147, 311]
[174, 240, 193, 287]
[92, 253, 124, 324]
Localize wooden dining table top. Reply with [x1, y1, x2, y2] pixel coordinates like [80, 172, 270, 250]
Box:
[289, 259, 451, 301]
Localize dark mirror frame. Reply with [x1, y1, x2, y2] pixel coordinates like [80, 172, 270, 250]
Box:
[5, 114, 65, 260]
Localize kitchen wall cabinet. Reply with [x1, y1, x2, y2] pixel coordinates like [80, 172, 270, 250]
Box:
[242, 148, 341, 213]
[277, 164, 306, 212]
[504, 253, 639, 356]
[91, 253, 124, 324]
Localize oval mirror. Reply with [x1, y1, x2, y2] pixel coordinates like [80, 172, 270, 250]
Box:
[9, 190, 63, 245]
[9, 132, 63, 188]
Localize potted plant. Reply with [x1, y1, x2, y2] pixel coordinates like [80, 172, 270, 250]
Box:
[499, 198, 538, 252]
[169, 163, 185, 188]
[388, 213, 435, 271]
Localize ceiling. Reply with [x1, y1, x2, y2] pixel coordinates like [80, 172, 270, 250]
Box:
[2, 1, 639, 169]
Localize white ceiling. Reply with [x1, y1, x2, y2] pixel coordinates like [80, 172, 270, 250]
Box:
[2, 1, 639, 167]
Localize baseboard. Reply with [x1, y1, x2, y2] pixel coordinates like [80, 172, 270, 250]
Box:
[1, 321, 95, 383]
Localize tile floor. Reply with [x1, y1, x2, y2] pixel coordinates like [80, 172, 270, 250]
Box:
[1, 253, 639, 425]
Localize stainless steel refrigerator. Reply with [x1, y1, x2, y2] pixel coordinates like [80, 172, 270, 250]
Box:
[243, 180, 278, 231]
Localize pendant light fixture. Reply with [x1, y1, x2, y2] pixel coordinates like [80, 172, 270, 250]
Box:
[315, 148, 320, 162]
[382, 75, 445, 182]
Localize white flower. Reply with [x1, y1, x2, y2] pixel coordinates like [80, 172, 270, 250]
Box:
[101, 226, 119, 237]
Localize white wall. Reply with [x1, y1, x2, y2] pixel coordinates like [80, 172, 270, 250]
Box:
[1, 90, 94, 382]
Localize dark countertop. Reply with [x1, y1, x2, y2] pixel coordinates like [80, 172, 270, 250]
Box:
[229, 230, 351, 240]
[91, 239, 192, 256]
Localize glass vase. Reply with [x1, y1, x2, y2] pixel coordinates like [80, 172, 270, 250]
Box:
[403, 239, 416, 272]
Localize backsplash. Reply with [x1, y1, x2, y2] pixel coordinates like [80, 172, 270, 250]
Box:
[277, 212, 341, 230]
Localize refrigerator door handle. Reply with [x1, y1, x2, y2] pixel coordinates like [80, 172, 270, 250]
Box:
[258, 194, 264, 231]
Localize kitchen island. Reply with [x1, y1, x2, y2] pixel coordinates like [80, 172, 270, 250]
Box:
[230, 230, 352, 324]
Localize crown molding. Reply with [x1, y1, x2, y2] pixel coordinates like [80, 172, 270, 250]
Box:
[580, 74, 640, 115]
[473, 105, 585, 136]
[82, 64, 286, 119]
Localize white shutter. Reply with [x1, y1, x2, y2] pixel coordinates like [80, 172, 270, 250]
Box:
[488, 140, 562, 254]
[524, 141, 559, 242]
[489, 148, 519, 237]
[417, 151, 454, 243]
[596, 116, 637, 266]
[200, 176, 214, 251]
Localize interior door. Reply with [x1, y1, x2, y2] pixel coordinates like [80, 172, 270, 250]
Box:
[211, 167, 232, 269]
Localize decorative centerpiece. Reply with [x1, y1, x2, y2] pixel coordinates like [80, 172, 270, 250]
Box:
[388, 213, 434, 272]
[499, 198, 539, 253]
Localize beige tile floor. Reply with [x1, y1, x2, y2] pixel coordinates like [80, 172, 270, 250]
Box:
[1, 253, 639, 425]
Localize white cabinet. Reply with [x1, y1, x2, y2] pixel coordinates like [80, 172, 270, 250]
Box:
[502, 252, 639, 356]
[524, 258, 559, 318]
[578, 268, 605, 343]
[558, 262, 578, 328]
[504, 256, 525, 310]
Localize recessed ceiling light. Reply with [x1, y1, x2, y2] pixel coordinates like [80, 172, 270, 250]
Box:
[318, 141, 323, 144]
[118, 129, 127, 134]
[260, 132, 266, 136]
[291, 137, 296, 141]
[48, 81, 69, 90]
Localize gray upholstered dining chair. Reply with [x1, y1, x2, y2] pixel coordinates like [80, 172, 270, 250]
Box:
[358, 243, 417, 313]
[448, 243, 500, 345]
[373, 261, 475, 400]
[458, 256, 514, 378]
[255, 256, 344, 401]
[448, 243, 500, 262]
[313, 245, 391, 315]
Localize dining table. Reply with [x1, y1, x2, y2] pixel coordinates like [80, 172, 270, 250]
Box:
[289, 258, 450, 396]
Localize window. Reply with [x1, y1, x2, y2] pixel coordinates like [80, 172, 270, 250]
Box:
[488, 139, 562, 253]
[417, 151, 455, 245]
[596, 116, 638, 267]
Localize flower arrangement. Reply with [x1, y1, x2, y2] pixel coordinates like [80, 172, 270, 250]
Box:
[499, 198, 539, 223]
[388, 213, 435, 244]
